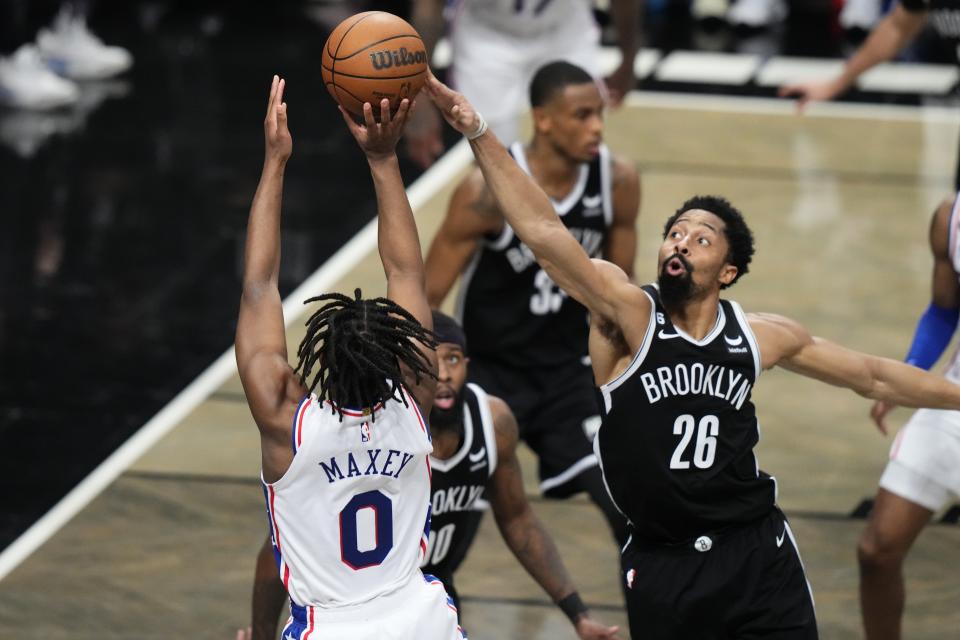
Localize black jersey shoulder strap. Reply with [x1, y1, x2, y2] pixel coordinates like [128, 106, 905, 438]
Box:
[465, 382, 498, 478]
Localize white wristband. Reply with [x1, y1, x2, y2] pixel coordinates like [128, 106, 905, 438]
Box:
[466, 112, 488, 140]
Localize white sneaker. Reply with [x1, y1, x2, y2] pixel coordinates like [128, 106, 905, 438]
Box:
[36, 8, 133, 80]
[840, 0, 881, 30]
[0, 44, 79, 110]
[692, 0, 729, 21]
[727, 0, 788, 27]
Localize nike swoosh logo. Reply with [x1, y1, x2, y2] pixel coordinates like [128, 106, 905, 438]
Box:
[468, 447, 486, 463]
[658, 330, 681, 339]
[724, 334, 743, 346]
[582, 194, 602, 208]
[776, 528, 786, 548]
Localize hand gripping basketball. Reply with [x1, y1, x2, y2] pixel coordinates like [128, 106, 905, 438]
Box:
[339, 97, 411, 161]
[423, 72, 487, 140]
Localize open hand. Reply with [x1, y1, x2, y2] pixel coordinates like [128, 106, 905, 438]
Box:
[869, 400, 896, 436]
[778, 78, 846, 113]
[575, 615, 621, 640]
[339, 98, 411, 161]
[422, 71, 482, 138]
[264, 75, 292, 164]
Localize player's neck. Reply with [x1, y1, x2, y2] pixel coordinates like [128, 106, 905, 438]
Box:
[430, 421, 465, 460]
[525, 138, 579, 190]
[664, 294, 721, 341]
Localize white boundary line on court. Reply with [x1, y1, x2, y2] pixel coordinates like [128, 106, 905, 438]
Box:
[3, 89, 959, 583]
[0, 139, 474, 584]
[625, 90, 960, 124]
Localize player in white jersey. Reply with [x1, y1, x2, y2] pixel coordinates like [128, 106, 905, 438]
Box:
[405, 0, 640, 165]
[858, 194, 960, 640]
[236, 76, 463, 640]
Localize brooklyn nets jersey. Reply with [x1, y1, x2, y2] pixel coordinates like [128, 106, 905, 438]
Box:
[595, 285, 777, 543]
[262, 387, 433, 608]
[421, 383, 498, 577]
[457, 142, 614, 368]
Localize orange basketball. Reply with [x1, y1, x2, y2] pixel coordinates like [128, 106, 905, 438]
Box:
[321, 11, 428, 118]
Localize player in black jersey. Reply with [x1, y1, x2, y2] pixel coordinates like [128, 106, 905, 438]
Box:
[780, 0, 960, 189]
[426, 73, 960, 639]
[245, 314, 620, 640]
[424, 62, 640, 553]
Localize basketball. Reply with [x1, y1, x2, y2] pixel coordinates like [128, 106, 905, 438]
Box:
[321, 11, 428, 118]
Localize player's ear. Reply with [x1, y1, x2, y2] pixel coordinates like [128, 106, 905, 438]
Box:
[532, 106, 551, 135]
[718, 264, 738, 287]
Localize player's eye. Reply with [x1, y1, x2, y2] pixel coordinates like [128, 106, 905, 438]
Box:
[671, 230, 682, 239]
[698, 237, 709, 246]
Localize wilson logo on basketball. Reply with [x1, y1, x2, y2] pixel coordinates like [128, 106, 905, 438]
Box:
[368, 47, 427, 70]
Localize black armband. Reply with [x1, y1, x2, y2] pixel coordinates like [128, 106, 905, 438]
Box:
[557, 591, 588, 623]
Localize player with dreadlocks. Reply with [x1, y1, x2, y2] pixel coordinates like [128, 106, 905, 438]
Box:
[294, 289, 437, 421]
[235, 76, 464, 640]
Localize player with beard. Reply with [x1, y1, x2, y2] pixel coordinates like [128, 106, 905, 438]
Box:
[244, 313, 621, 640]
[424, 61, 639, 562]
[424, 72, 960, 638]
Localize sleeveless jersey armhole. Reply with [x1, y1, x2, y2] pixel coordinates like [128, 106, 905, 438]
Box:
[467, 382, 498, 477]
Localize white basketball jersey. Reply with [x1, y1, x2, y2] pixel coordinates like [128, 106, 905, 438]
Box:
[452, 0, 596, 38]
[262, 386, 433, 608]
[944, 194, 960, 383]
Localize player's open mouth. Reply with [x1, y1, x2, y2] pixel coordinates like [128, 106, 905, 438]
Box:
[435, 387, 456, 410]
[666, 256, 687, 277]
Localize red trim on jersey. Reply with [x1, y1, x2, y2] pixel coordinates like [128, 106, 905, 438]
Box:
[302, 606, 315, 640]
[404, 387, 428, 435]
[296, 397, 312, 449]
[267, 485, 291, 591]
[324, 399, 384, 417]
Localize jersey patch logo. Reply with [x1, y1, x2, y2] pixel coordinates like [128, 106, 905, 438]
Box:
[724, 334, 743, 346]
[582, 193, 604, 217]
[776, 527, 787, 548]
[360, 422, 372, 443]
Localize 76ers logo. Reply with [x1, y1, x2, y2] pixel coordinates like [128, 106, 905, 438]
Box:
[360, 422, 372, 444]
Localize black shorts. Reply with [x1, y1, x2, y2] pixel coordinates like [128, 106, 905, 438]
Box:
[468, 357, 601, 497]
[621, 508, 818, 640]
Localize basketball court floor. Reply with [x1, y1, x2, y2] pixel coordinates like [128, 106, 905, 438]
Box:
[1, 92, 958, 638]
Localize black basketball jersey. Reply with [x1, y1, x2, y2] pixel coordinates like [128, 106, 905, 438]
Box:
[456, 142, 614, 368]
[902, 0, 960, 61]
[595, 285, 777, 544]
[421, 383, 498, 577]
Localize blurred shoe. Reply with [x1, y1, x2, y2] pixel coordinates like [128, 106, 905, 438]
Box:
[37, 7, 133, 80]
[692, 0, 728, 21]
[727, 0, 787, 27]
[0, 44, 79, 110]
[840, 0, 881, 30]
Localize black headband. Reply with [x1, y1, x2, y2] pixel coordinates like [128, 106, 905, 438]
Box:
[431, 310, 467, 353]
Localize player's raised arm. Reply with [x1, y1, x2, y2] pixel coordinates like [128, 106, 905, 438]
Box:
[485, 397, 620, 640]
[750, 313, 960, 432]
[604, 0, 640, 106]
[604, 155, 640, 278]
[339, 99, 438, 407]
[424, 72, 641, 328]
[236, 76, 304, 434]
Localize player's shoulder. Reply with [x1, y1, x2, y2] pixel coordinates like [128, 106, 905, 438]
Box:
[930, 195, 956, 250]
[610, 152, 640, 183]
[745, 311, 812, 365]
[449, 165, 503, 227]
[485, 394, 520, 450]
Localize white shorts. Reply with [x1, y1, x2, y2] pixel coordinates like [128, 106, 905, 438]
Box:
[449, 6, 600, 145]
[879, 408, 960, 511]
[281, 572, 466, 639]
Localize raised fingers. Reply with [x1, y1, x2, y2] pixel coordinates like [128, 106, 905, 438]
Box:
[379, 98, 390, 126]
